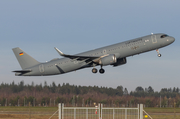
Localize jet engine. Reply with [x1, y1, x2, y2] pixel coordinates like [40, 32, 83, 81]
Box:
[99, 54, 117, 66]
[111, 57, 127, 67]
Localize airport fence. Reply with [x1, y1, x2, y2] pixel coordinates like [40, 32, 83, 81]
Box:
[54, 103, 151, 119]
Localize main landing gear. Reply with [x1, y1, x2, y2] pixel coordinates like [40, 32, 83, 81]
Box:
[92, 68, 97, 73]
[92, 66, 105, 74]
[156, 49, 161, 57]
[99, 68, 105, 74]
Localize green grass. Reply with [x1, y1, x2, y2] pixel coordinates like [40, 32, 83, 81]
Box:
[144, 107, 180, 113]
[1, 106, 179, 113]
[144, 108, 180, 119]
[0, 106, 58, 112]
[0, 106, 180, 119]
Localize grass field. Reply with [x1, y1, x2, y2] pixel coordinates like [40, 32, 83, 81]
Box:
[0, 106, 180, 119]
[0, 106, 58, 112]
[0, 107, 58, 119]
[144, 108, 180, 119]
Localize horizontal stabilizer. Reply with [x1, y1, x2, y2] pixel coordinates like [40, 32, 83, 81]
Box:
[13, 69, 32, 73]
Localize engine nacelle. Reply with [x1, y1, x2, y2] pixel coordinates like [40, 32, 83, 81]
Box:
[111, 57, 127, 67]
[99, 54, 117, 66]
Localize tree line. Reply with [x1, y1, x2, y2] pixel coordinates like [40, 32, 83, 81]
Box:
[0, 81, 179, 107]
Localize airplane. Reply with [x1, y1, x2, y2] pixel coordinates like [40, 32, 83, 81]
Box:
[12, 33, 175, 76]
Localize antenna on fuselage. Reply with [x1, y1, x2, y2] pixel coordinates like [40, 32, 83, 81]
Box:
[151, 33, 153, 35]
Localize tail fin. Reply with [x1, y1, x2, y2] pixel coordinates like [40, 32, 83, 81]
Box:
[12, 47, 40, 69]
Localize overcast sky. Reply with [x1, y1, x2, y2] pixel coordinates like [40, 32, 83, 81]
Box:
[0, 0, 179, 92]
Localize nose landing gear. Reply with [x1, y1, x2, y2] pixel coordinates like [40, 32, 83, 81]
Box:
[156, 49, 161, 57]
[158, 54, 161, 57]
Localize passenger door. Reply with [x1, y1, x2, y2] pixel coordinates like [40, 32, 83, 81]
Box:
[39, 64, 44, 73]
[151, 35, 157, 44]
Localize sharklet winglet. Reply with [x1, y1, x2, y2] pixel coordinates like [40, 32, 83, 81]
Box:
[54, 47, 64, 56]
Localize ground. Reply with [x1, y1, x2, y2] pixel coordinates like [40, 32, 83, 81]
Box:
[0, 107, 180, 119]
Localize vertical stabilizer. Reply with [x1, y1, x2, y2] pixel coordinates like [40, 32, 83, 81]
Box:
[12, 47, 40, 69]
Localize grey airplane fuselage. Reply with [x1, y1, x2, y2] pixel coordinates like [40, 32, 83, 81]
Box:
[14, 33, 175, 76]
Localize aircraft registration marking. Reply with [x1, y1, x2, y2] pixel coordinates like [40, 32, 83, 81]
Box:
[131, 46, 139, 50]
[125, 38, 142, 45]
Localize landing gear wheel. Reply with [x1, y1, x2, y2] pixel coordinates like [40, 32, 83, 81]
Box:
[156, 49, 161, 57]
[158, 54, 161, 57]
[92, 68, 97, 73]
[99, 69, 105, 74]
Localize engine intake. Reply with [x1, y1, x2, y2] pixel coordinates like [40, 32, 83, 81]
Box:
[99, 54, 117, 66]
[111, 57, 127, 67]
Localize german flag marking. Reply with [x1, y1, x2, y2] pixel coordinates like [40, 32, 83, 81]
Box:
[19, 52, 24, 56]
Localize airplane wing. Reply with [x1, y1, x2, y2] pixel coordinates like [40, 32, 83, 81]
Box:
[54, 47, 99, 63]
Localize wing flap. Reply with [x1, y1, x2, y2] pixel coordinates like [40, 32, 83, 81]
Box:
[54, 47, 99, 61]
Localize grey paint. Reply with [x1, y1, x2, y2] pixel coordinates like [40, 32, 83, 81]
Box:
[12, 33, 175, 76]
[12, 47, 40, 69]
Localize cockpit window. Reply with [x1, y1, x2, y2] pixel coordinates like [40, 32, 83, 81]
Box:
[161, 34, 168, 38]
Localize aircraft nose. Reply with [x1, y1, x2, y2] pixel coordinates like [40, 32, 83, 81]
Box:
[170, 37, 175, 43]
[166, 36, 175, 45]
